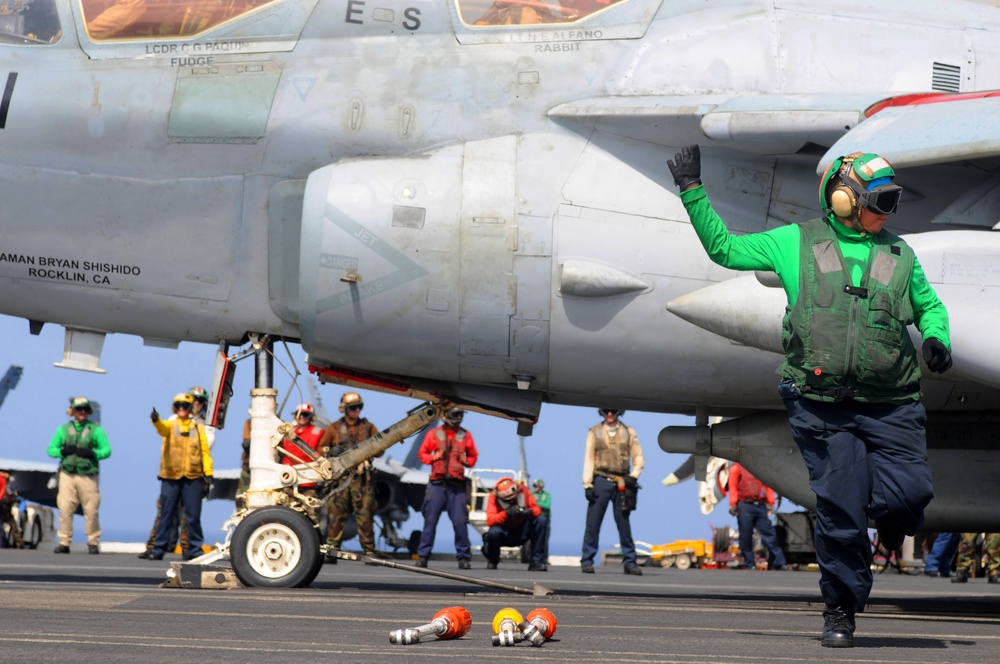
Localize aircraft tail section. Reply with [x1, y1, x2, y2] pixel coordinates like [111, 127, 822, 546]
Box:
[401, 423, 433, 470]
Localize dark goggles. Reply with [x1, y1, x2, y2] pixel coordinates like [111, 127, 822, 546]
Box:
[600, 409, 620, 416]
[346, 404, 363, 412]
[845, 177, 902, 215]
[173, 402, 192, 409]
[73, 406, 89, 412]
[861, 184, 902, 215]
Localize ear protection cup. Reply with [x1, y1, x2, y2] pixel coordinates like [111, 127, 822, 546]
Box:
[818, 157, 843, 212]
[819, 154, 864, 218]
[829, 185, 856, 218]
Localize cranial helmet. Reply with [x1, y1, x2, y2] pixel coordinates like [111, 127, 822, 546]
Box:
[189, 386, 209, 403]
[339, 391, 364, 413]
[445, 408, 465, 424]
[294, 403, 315, 418]
[819, 152, 902, 219]
[495, 477, 518, 501]
[533, 478, 545, 489]
[173, 392, 195, 411]
[70, 396, 92, 414]
[598, 408, 624, 418]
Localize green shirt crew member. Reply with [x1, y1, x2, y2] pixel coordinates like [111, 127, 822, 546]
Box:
[47, 396, 111, 554]
[533, 478, 552, 564]
[669, 146, 952, 649]
[532, 479, 551, 519]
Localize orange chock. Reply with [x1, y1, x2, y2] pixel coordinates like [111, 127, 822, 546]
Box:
[389, 606, 472, 645]
[520, 607, 557, 646]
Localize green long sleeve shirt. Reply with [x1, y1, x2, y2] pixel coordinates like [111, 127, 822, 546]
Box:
[680, 186, 951, 348]
[47, 420, 112, 475]
[533, 489, 551, 517]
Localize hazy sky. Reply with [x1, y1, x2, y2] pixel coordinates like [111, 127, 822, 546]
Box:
[0, 312, 763, 559]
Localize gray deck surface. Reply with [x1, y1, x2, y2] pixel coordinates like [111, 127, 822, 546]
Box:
[1, 549, 999, 663]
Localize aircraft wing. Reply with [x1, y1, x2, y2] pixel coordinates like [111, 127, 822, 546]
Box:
[820, 94, 1000, 171]
[548, 93, 887, 155]
[0, 458, 59, 508]
[206, 467, 241, 502]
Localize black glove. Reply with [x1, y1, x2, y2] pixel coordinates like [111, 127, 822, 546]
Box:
[75, 447, 96, 460]
[327, 445, 346, 458]
[922, 338, 952, 373]
[150, 407, 159, 422]
[60, 445, 78, 457]
[505, 506, 529, 519]
[729, 505, 738, 516]
[667, 144, 702, 190]
[201, 477, 213, 499]
[585, 486, 599, 502]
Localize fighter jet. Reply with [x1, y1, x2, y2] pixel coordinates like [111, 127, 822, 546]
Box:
[2, 0, 1000, 584]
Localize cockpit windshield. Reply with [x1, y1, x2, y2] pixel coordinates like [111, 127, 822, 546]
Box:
[0, 0, 61, 44]
[456, 0, 625, 26]
[80, 0, 277, 41]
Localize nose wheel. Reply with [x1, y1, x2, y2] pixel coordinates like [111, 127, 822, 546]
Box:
[230, 506, 323, 588]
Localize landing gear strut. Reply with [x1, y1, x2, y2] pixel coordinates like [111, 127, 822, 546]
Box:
[227, 371, 449, 588]
[183, 335, 542, 594]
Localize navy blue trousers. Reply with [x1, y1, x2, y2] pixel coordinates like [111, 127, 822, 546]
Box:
[417, 481, 471, 560]
[483, 515, 549, 564]
[581, 475, 636, 566]
[779, 380, 933, 611]
[152, 477, 203, 556]
[737, 501, 787, 569]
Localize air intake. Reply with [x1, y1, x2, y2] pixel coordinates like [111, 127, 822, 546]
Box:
[932, 62, 962, 93]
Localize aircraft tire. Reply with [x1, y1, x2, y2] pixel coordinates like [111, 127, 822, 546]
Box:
[297, 541, 325, 588]
[27, 516, 42, 549]
[231, 506, 321, 588]
[407, 529, 421, 556]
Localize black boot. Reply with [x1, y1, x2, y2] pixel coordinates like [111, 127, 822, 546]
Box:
[821, 605, 855, 648]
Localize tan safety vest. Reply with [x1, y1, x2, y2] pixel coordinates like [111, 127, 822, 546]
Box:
[591, 424, 632, 476]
